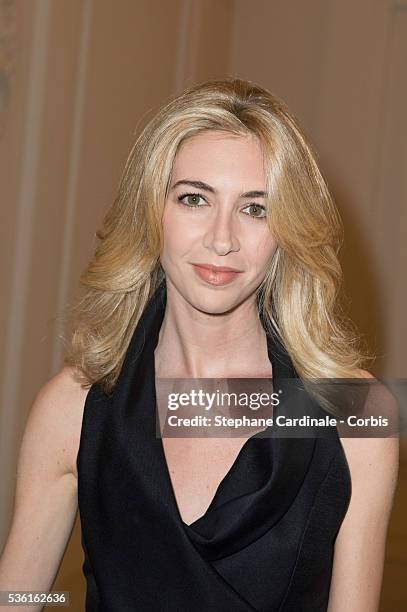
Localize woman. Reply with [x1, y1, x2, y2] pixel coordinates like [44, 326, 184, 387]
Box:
[0, 78, 399, 611]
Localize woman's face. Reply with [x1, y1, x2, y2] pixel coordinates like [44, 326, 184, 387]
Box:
[160, 130, 277, 314]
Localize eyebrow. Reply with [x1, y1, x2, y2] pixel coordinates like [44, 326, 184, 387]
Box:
[170, 179, 268, 198]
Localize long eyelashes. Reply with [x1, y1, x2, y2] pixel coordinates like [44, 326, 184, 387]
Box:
[176, 192, 267, 221]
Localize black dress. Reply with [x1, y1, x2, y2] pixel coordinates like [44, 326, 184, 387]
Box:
[76, 279, 351, 611]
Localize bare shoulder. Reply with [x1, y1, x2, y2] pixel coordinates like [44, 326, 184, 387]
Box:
[0, 367, 91, 592]
[340, 368, 399, 483]
[338, 368, 399, 540]
[327, 370, 400, 610]
[28, 365, 91, 480]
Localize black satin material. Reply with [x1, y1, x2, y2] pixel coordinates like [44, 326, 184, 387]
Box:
[77, 279, 351, 611]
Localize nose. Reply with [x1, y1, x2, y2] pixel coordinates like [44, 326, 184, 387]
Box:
[202, 207, 240, 256]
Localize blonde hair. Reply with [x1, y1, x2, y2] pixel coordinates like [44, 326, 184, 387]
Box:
[63, 77, 373, 397]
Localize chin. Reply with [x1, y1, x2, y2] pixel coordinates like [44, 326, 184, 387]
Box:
[187, 289, 243, 316]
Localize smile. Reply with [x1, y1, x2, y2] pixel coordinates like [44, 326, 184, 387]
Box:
[191, 263, 243, 286]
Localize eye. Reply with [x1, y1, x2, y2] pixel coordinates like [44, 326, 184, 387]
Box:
[242, 203, 267, 220]
[176, 193, 267, 220]
[177, 192, 207, 208]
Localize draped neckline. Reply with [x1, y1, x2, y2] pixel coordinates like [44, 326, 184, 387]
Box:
[119, 279, 317, 562]
[154, 344, 288, 530]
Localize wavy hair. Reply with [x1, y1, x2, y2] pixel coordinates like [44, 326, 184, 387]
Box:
[63, 77, 373, 400]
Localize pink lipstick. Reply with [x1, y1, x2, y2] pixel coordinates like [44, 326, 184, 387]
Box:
[191, 263, 243, 286]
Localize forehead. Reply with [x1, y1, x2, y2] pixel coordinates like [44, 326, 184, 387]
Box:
[171, 131, 266, 187]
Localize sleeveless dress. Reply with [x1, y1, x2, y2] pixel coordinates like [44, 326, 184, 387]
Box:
[76, 279, 352, 611]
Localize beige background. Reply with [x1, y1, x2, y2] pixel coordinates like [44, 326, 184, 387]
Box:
[0, 0, 406, 609]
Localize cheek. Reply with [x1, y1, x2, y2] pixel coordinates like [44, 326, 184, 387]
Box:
[162, 205, 201, 251]
[247, 228, 278, 267]
[161, 206, 194, 260]
[162, 204, 181, 244]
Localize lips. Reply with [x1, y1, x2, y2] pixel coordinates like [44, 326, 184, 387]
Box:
[191, 263, 243, 286]
[192, 263, 242, 273]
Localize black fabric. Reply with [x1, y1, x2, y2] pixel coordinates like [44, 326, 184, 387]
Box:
[77, 279, 351, 611]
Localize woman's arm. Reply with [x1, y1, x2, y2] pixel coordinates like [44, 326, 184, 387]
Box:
[0, 367, 88, 612]
[327, 371, 399, 612]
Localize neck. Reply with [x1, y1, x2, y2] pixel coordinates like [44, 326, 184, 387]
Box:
[154, 282, 272, 379]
